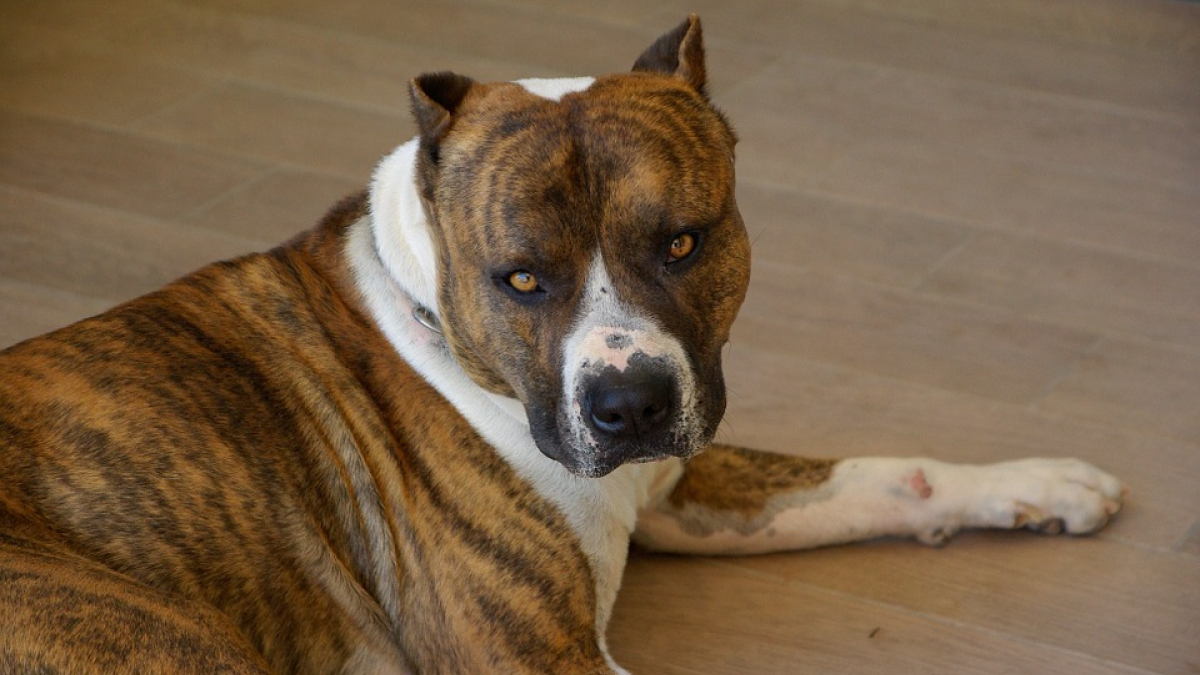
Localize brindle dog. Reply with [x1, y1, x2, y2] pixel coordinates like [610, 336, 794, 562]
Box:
[0, 16, 1122, 675]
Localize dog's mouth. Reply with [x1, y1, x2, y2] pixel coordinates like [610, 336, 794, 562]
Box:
[533, 424, 706, 479]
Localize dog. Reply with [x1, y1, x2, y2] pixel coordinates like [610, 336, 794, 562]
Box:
[0, 15, 1123, 675]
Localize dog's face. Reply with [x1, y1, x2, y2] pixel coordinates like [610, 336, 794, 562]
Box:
[410, 18, 750, 477]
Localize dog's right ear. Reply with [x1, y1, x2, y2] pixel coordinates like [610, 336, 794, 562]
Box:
[409, 72, 476, 199]
[632, 14, 707, 98]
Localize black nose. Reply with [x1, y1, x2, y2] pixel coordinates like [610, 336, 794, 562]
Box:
[585, 370, 675, 439]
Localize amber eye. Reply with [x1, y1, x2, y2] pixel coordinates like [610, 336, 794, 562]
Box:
[508, 270, 540, 293]
[667, 233, 697, 263]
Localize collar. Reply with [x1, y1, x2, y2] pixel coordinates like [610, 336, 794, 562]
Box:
[412, 304, 442, 335]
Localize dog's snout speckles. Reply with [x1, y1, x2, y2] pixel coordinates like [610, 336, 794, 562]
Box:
[605, 333, 632, 350]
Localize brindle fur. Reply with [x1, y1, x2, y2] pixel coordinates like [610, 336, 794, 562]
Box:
[668, 445, 839, 516]
[0, 197, 608, 675]
[0, 19, 750, 674]
[412, 68, 747, 461]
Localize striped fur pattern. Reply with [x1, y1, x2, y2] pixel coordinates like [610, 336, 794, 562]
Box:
[408, 63, 748, 477]
[0, 18, 728, 675]
[0, 197, 611, 674]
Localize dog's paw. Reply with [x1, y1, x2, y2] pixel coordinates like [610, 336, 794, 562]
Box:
[976, 458, 1125, 536]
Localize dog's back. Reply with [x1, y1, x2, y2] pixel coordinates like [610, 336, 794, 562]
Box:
[0, 195, 615, 675]
[0, 206, 373, 672]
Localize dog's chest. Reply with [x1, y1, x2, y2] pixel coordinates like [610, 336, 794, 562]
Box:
[347, 211, 666, 636]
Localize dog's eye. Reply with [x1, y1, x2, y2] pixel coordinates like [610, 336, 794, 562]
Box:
[508, 270, 540, 293]
[666, 233, 697, 264]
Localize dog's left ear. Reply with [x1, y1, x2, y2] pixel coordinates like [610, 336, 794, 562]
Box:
[409, 72, 475, 156]
[409, 71, 476, 199]
[408, 73, 472, 200]
[632, 14, 707, 97]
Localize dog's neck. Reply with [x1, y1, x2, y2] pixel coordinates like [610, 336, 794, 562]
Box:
[355, 139, 533, 425]
[348, 137, 668, 645]
[367, 139, 441, 327]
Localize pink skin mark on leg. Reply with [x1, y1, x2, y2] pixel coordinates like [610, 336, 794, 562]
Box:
[909, 469, 933, 499]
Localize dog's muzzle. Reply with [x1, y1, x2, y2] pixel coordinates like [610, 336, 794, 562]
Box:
[551, 349, 696, 477]
[542, 291, 710, 477]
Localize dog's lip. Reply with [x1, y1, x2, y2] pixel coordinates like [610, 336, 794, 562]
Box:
[556, 442, 702, 478]
[566, 448, 693, 478]
[568, 463, 621, 479]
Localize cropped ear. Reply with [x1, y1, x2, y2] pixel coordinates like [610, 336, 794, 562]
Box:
[408, 71, 476, 199]
[632, 14, 707, 97]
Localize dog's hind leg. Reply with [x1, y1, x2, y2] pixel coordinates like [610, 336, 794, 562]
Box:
[632, 446, 1124, 555]
[0, 537, 275, 675]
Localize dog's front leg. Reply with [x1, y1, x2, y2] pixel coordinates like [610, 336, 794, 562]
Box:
[632, 445, 1124, 554]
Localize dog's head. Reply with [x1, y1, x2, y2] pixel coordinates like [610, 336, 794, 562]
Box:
[409, 16, 750, 477]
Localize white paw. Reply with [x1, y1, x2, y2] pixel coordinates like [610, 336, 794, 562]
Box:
[976, 458, 1125, 535]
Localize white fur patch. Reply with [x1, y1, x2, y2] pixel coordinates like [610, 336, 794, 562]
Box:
[369, 140, 439, 315]
[515, 76, 595, 101]
[351, 140, 667, 646]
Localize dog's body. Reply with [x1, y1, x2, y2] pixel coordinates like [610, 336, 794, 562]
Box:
[0, 17, 1123, 675]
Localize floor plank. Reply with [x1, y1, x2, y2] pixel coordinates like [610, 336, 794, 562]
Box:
[736, 264, 1099, 404]
[917, 230, 1200, 347]
[0, 109, 267, 219]
[0, 186, 265, 302]
[133, 83, 409, 179]
[182, 169, 365, 242]
[1034, 337, 1200, 445]
[807, 139, 1200, 267]
[0, 52, 219, 127]
[723, 534, 1200, 675]
[609, 552, 1161, 675]
[738, 180, 975, 288]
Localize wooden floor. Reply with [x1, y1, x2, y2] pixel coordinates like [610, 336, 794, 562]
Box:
[3, 0, 1199, 673]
